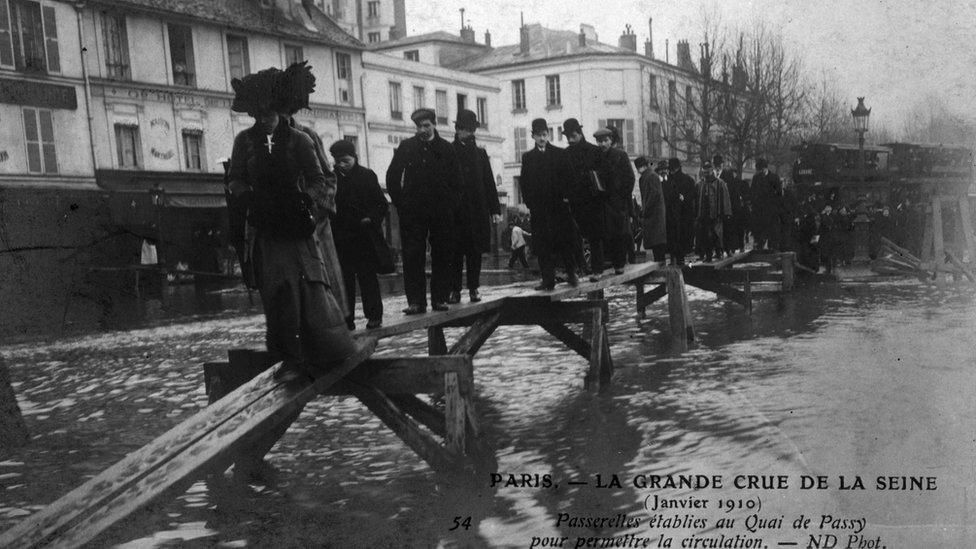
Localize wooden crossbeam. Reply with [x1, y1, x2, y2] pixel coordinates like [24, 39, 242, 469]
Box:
[540, 322, 591, 359]
[389, 394, 446, 437]
[0, 338, 377, 549]
[697, 250, 755, 270]
[448, 310, 503, 356]
[684, 272, 750, 309]
[326, 356, 473, 396]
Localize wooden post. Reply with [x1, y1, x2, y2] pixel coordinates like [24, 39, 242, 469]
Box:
[743, 270, 752, 314]
[957, 197, 976, 264]
[636, 282, 646, 320]
[586, 306, 604, 389]
[0, 358, 28, 456]
[932, 196, 946, 289]
[665, 266, 694, 352]
[427, 326, 447, 355]
[780, 252, 795, 291]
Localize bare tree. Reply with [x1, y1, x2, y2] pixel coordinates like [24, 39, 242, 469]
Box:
[901, 94, 975, 144]
[804, 70, 849, 143]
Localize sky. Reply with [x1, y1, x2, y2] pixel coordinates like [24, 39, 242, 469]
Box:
[404, 0, 976, 135]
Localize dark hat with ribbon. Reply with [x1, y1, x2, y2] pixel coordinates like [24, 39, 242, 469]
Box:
[531, 118, 549, 135]
[328, 139, 357, 158]
[712, 154, 724, 165]
[231, 67, 281, 115]
[563, 118, 583, 136]
[455, 109, 480, 131]
[410, 108, 436, 124]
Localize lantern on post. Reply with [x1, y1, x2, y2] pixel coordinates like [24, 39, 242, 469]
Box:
[851, 97, 871, 182]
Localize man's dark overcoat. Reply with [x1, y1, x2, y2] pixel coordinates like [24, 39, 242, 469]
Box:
[519, 144, 579, 253]
[453, 137, 501, 252]
[663, 170, 698, 255]
[598, 147, 636, 237]
[565, 138, 607, 240]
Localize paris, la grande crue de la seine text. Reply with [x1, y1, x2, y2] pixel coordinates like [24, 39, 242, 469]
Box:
[479, 472, 937, 548]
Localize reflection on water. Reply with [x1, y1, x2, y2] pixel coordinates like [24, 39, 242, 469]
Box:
[1, 279, 974, 547]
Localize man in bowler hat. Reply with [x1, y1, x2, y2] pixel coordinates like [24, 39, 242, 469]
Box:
[449, 109, 502, 303]
[563, 117, 607, 280]
[519, 118, 579, 290]
[386, 108, 462, 314]
[593, 126, 635, 274]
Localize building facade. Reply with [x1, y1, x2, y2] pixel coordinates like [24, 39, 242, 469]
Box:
[314, 0, 406, 44]
[360, 49, 504, 248]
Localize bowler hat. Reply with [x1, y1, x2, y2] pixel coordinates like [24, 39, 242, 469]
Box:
[410, 108, 436, 124]
[455, 109, 480, 131]
[668, 157, 682, 170]
[531, 118, 549, 135]
[712, 154, 724, 165]
[756, 157, 768, 169]
[328, 139, 357, 158]
[563, 118, 583, 136]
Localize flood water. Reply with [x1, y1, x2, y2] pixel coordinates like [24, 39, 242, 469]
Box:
[1, 275, 974, 548]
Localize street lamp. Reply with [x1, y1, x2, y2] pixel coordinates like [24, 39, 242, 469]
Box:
[851, 97, 871, 182]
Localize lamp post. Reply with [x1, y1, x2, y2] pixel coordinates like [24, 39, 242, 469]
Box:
[851, 97, 871, 182]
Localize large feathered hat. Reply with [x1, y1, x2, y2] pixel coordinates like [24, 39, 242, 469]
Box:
[230, 67, 281, 114]
[273, 60, 316, 114]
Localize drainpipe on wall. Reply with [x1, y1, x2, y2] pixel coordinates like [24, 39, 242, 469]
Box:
[358, 71, 371, 169]
[74, 1, 99, 176]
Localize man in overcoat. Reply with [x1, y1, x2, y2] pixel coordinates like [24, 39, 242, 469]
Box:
[696, 160, 733, 262]
[519, 118, 580, 290]
[386, 108, 462, 314]
[663, 157, 698, 265]
[594, 127, 635, 274]
[635, 157, 667, 261]
[750, 157, 784, 251]
[563, 117, 606, 279]
[449, 109, 501, 304]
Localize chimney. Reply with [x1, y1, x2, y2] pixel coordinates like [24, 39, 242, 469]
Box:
[580, 23, 597, 43]
[643, 17, 653, 58]
[579, 29, 586, 47]
[519, 13, 530, 54]
[665, 39, 669, 63]
[484, 29, 492, 47]
[676, 39, 696, 71]
[618, 24, 637, 52]
[460, 25, 475, 43]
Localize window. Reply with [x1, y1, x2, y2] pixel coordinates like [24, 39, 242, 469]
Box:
[367, 32, 381, 43]
[648, 121, 661, 157]
[114, 124, 142, 169]
[168, 23, 195, 86]
[685, 85, 693, 118]
[284, 44, 303, 65]
[456, 93, 467, 113]
[511, 79, 525, 111]
[226, 34, 249, 80]
[182, 130, 204, 170]
[336, 51, 351, 79]
[435, 89, 447, 124]
[412, 85, 425, 111]
[668, 80, 676, 113]
[336, 52, 352, 104]
[388, 81, 402, 120]
[101, 12, 129, 79]
[648, 74, 658, 108]
[367, 1, 379, 18]
[513, 127, 527, 160]
[476, 97, 488, 130]
[545, 75, 561, 108]
[4, 1, 60, 73]
[600, 118, 635, 154]
[404, 49, 419, 61]
[23, 108, 56, 173]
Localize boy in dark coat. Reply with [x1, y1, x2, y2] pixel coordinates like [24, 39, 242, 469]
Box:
[449, 109, 501, 303]
[594, 127, 635, 274]
[330, 139, 389, 330]
[519, 118, 580, 290]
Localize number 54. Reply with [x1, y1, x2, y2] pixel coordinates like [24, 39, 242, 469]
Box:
[450, 516, 472, 531]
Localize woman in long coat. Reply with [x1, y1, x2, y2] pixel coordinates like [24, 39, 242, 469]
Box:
[227, 69, 357, 380]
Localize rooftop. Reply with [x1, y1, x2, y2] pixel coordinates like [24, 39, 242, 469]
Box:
[368, 30, 489, 50]
[98, 0, 364, 50]
[448, 24, 636, 72]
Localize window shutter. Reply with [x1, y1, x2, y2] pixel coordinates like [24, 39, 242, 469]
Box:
[38, 109, 57, 172]
[0, 0, 12, 67]
[625, 119, 635, 154]
[23, 108, 41, 172]
[41, 5, 58, 73]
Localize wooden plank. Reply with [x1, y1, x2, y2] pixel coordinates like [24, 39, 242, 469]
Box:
[635, 282, 646, 319]
[388, 394, 446, 437]
[880, 236, 922, 265]
[781, 252, 796, 291]
[958, 197, 976, 263]
[428, 326, 447, 355]
[700, 250, 754, 270]
[448, 310, 503, 356]
[357, 299, 506, 340]
[350, 382, 462, 472]
[743, 253, 788, 266]
[586, 306, 604, 389]
[1, 338, 378, 549]
[666, 266, 692, 352]
[0, 357, 28, 456]
[599, 328, 613, 387]
[743, 271, 752, 314]
[541, 261, 663, 301]
[945, 251, 975, 283]
[684, 274, 750, 308]
[539, 323, 591, 359]
[638, 283, 668, 311]
[324, 356, 474, 395]
[932, 197, 946, 289]
[444, 373, 466, 455]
